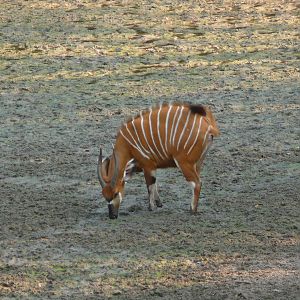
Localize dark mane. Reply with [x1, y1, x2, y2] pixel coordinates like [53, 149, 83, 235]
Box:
[189, 104, 207, 116]
[124, 102, 206, 124]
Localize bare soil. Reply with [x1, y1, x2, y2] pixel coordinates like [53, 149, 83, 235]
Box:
[0, 1, 299, 299]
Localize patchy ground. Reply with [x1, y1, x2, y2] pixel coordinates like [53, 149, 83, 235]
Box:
[0, 1, 299, 299]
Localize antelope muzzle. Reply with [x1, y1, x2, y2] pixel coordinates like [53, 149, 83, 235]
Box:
[108, 203, 119, 219]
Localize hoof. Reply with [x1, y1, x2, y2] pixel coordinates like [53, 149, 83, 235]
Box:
[155, 200, 163, 208]
[189, 206, 198, 215]
[148, 205, 155, 211]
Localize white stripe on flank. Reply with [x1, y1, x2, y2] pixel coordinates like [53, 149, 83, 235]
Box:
[199, 142, 210, 162]
[173, 158, 181, 170]
[125, 124, 141, 152]
[202, 125, 211, 146]
[131, 119, 150, 154]
[198, 125, 212, 162]
[165, 105, 173, 152]
[157, 105, 168, 158]
[140, 113, 158, 160]
[187, 116, 203, 155]
[184, 113, 197, 149]
[169, 106, 180, 146]
[172, 106, 184, 146]
[149, 109, 164, 160]
[120, 129, 150, 159]
[177, 110, 191, 151]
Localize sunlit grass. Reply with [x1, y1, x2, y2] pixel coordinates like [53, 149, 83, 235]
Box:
[1, 252, 297, 297]
[1, 0, 299, 298]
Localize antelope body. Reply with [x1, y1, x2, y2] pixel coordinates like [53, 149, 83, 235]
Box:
[98, 102, 220, 219]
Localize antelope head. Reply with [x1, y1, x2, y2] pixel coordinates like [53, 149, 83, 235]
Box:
[97, 148, 135, 219]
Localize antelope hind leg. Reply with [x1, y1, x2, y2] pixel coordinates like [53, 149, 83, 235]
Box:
[175, 159, 201, 214]
[189, 181, 202, 214]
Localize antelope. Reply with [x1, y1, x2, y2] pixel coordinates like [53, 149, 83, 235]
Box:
[98, 102, 220, 219]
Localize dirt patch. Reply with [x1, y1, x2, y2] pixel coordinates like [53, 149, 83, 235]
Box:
[0, 1, 299, 299]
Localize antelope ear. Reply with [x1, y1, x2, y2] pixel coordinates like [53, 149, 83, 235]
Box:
[123, 159, 136, 182]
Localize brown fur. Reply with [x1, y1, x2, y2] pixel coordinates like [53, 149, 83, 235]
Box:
[98, 102, 220, 219]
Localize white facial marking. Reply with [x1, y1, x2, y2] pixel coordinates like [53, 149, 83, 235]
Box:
[118, 192, 123, 203]
[111, 196, 121, 207]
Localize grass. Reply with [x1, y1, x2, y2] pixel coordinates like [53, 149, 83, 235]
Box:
[1, 0, 299, 299]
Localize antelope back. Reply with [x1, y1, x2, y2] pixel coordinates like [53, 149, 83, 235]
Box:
[118, 103, 218, 163]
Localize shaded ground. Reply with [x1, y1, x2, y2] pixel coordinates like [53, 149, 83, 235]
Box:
[0, 1, 299, 299]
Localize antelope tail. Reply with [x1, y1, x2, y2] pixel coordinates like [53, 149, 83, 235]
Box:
[206, 106, 220, 137]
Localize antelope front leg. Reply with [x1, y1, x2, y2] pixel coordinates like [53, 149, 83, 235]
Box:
[144, 169, 162, 211]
